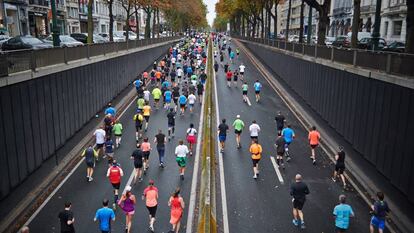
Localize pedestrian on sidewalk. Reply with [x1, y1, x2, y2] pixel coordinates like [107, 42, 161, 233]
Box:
[143, 180, 159, 232]
[154, 129, 167, 168]
[107, 160, 124, 209]
[168, 188, 185, 233]
[249, 120, 261, 142]
[81, 145, 98, 182]
[274, 135, 286, 169]
[131, 143, 144, 184]
[332, 146, 347, 189]
[118, 186, 136, 233]
[333, 195, 354, 233]
[94, 199, 116, 233]
[141, 137, 152, 173]
[308, 126, 321, 165]
[58, 202, 75, 233]
[290, 174, 310, 229]
[186, 123, 197, 155]
[369, 192, 390, 233]
[282, 125, 295, 162]
[218, 119, 229, 153]
[249, 139, 262, 179]
[175, 140, 189, 180]
[112, 120, 123, 148]
[232, 115, 245, 149]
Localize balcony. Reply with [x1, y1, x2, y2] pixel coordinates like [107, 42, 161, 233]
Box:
[360, 5, 376, 13]
[29, 0, 49, 7]
[382, 4, 407, 16]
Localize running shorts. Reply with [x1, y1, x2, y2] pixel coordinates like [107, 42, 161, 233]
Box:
[143, 151, 150, 160]
[180, 103, 186, 108]
[154, 98, 160, 102]
[255, 90, 260, 94]
[114, 134, 122, 137]
[134, 161, 143, 169]
[219, 135, 226, 142]
[189, 103, 194, 108]
[370, 216, 385, 230]
[144, 116, 150, 122]
[233, 76, 238, 81]
[250, 136, 258, 140]
[111, 182, 121, 190]
[168, 123, 175, 128]
[252, 158, 260, 167]
[310, 144, 318, 149]
[335, 163, 345, 174]
[242, 90, 247, 95]
[240, 72, 244, 75]
[147, 205, 158, 218]
[187, 135, 196, 144]
[86, 161, 95, 168]
[176, 157, 187, 167]
[235, 129, 242, 135]
[173, 98, 179, 104]
[277, 151, 284, 156]
[293, 199, 305, 210]
[96, 143, 104, 149]
[135, 124, 142, 131]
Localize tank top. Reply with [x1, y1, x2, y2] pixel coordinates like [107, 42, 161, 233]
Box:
[171, 197, 182, 210]
[109, 166, 121, 184]
[123, 196, 135, 212]
[144, 186, 158, 207]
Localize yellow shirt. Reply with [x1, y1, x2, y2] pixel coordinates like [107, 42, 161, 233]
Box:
[143, 105, 151, 116]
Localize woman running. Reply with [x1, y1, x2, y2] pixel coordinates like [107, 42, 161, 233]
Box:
[186, 123, 197, 155]
[143, 180, 159, 232]
[168, 188, 185, 233]
[118, 186, 136, 233]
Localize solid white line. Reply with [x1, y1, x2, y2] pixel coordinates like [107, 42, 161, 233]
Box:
[270, 156, 284, 184]
[246, 96, 252, 106]
[23, 95, 137, 227]
[213, 53, 230, 233]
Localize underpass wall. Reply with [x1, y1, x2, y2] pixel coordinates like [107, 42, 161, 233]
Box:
[242, 41, 414, 203]
[0, 44, 171, 199]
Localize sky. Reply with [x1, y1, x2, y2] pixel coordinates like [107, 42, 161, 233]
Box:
[203, 0, 218, 27]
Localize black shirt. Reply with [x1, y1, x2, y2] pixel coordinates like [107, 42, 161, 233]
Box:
[218, 123, 229, 136]
[337, 151, 345, 165]
[131, 149, 143, 163]
[155, 133, 166, 147]
[173, 86, 180, 98]
[200, 73, 207, 82]
[167, 112, 176, 125]
[275, 115, 285, 128]
[290, 182, 310, 202]
[275, 137, 285, 154]
[58, 209, 75, 233]
[197, 83, 204, 94]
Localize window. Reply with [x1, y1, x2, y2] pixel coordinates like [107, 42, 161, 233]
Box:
[393, 20, 402, 35]
[384, 21, 388, 36]
[101, 24, 106, 33]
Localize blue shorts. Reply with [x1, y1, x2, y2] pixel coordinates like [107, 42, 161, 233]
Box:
[370, 216, 385, 230]
[219, 135, 226, 142]
[165, 99, 171, 103]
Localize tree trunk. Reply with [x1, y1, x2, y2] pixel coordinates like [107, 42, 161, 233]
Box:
[261, 10, 265, 38]
[242, 13, 245, 36]
[406, 0, 414, 53]
[145, 8, 151, 39]
[286, 0, 292, 41]
[156, 8, 160, 38]
[152, 8, 156, 38]
[299, 0, 305, 43]
[87, 0, 93, 44]
[273, 1, 278, 37]
[351, 0, 361, 48]
[108, 0, 114, 42]
[134, 5, 139, 38]
[317, 10, 329, 45]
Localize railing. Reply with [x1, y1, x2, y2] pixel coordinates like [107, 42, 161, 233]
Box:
[233, 36, 414, 77]
[0, 36, 181, 77]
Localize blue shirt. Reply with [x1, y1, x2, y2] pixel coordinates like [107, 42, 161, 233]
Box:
[230, 51, 235, 58]
[187, 67, 193, 75]
[162, 81, 170, 88]
[164, 91, 172, 101]
[134, 79, 142, 89]
[179, 95, 187, 104]
[282, 128, 294, 143]
[95, 207, 115, 231]
[105, 140, 114, 153]
[333, 204, 354, 229]
[254, 82, 262, 91]
[105, 107, 116, 116]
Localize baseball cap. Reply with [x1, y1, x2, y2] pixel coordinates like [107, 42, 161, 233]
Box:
[149, 179, 155, 185]
[236, 115, 240, 118]
[125, 185, 132, 192]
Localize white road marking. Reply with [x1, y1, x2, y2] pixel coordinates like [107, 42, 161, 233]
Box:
[23, 96, 137, 227]
[270, 156, 284, 184]
[246, 96, 252, 106]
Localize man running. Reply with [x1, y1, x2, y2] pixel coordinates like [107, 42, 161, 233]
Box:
[58, 202, 75, 233]
[275, 111, 286, 136]
[104, 137, 114, 164]
[105, 103, 116, 116]
[81, 145, 98, 182]
[107, 160, 124, 209]
[253, 80, 262, 102]
[332, 146, 347, 189]
[197, 81, 204, 105]
[137, 97, 145, 112]
[133, 110, 144, 141]
[143, 88, 151, 103]
[290, 174, 310, 229]
[164, 88, 173, 110]
[249, 139, 262, 179]
[152, 87, 162, 109]
[218, 119, 229, 153]
[370, 192, 389, 233]
[249, 120, 261, 142]
[94, 199, 116, 233]
[187, 93, 196, 113]
[232, 115, 245, 149]
[333, 195, 354, 233]
[167, 108, 176, 140]
[94, 126, 106, 158]
[239, 63, 246, 79]
[143, 180, 159, 232]
[175, 140, 189, 180]
[281, 124, 295, 161]
[112, 120, 123, 148]
[131, 143, 144, 184]
[275, 135, 286, 169]
[242, 82, 248, 103]
[143, 102, 151, 132]
[226, 69, 232, 87]
[178, 94, 187, 115]
[154, 129, 167, 168]
[308, 126, 321, 165]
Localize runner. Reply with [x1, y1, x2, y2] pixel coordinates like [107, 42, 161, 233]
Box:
[226, 69, 232, 87]
[281, 124, 295, 161]
[242, 82, 248, 103]
[290, 174, 310, 229]
[178, 94, 187, 115]
[239, 63, 246, 80]
[275, 111, 286, 136]
[152, 87, 162, 109]
[107, 160, 124, 209]
[131, 143, 144, 184]
[333, 195, 354, 233]
[218, 118, 229, 153]
[142, 71, 149, 86]
[58, 202, 75, 233]
[199, 70, 207, 85]
[253, 80, 262, 102]
[118, 186, 136, 233]
[229, 50, 235, 64]
[249, 120, 261, 142]
[141, 137, 152, 173]
[332, 146, 347, 189]
[232, 115, 245, 149]
[133, 110, 144, 141]
[369, 192, 389, 233]
[197, 81, 204, 105]
[224, 63, 229, 73]
[133, 78, 143, 95]
[308, 126, 321, 165]
[94, 199, 116, 233]
[187, 93, 197, 113]
[177, 67, 183, 83]
[249, 139, 262, 179]
[168, 188, 185, 233]
[275, 135, 286, 169]
[112, 120, 123, 148]
[104, 137, 114, 164]
[143, 102, 151, 132]
[164, 88, 172, 110]
[104, 103, 116, 116]
[143, 88, 151, 103]
[175, 140, 189, 180]
[155, 70, 162, 87]
[103, 114, 114, 139]
[236, 47, 240, 57]
[214, 61, 219, 72]
[190, 73, 198, 86]
[170, 69, 177, 84]
[143, 180, 159, 232]
[186, 123, 197, 155]
[154, 129, 167, 168]
[233, 70, 239, 86]
[167, 108, 176, 140]
[137, 96, 145, 112]
[81, 145, 98, 182]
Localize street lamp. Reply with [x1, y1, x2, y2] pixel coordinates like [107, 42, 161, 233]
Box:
[50, 0, 60, 46]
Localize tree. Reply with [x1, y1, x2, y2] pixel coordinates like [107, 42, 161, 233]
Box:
[133, 1, 140, 37]
[351, 0, 361, 48]
[298, 0, 305, 43]
[87, 0, 94, 44]
[406, 0, 414, 53]
[104, 0, 115, 41]
[304, 0, 331, 45]
[121, 0, 134, 41]
[285, 0, 292, 41]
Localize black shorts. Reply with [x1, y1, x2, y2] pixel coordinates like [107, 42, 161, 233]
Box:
[233, 76, 238, 81]
[250, 136, 258, 140]
[335, 226, 347, 233]
[144, 116, 150, 122]
[135, 124, 142, 131]
[310, 144, 318, 149]
[252, 158, 260, 167]
[147, 205, 158, 217]
[173, 98, 179, 104]
[111, 182, 121, 190]
[143, 151, 150, 160]
[154, 98, 160, 102]
[277, 151, 284, 156]
[180, 103, 186, 108]
[335, 164, 345, 174]
[96, 143, 104, 149]
[86, 161, 95, 168]
[134, 161, 143, 169]
[242, 90, 247, 95]
[255, 90, 260, 94]
[293, 199, 305, 210]
[235, 129, 242, 135]
[240, 72, 244, 75]
[114, 134, 122, 137]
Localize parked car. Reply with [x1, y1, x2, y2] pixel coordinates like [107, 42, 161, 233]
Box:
[382, 41, 405, 53]
[288, 35, 299, 42]
[357, 37, 387, 50]
[325, 36, 335, 46]
[347, 31, 371, 41]
[113, 31, 126, 42]
[332, 36, 351, 48]
[43, 35, 84, 47]
[1, 35, 53, 51]
[0, 35, 10, 48]
[70, 33, 107, 44]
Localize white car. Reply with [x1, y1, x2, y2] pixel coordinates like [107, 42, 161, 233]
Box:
[44, 35, 84, 47]
[113, 31, 126, 42]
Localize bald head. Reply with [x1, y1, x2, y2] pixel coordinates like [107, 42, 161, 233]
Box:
[295, 174, 302, 182]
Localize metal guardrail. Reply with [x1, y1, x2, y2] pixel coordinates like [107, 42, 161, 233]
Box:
[0, 36, 181, 77]
[233, 36, 414, 77]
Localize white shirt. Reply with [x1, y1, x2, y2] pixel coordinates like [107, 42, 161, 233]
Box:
[187, 128, 197, 136]
[143, 90, 151, 101]
[177, 69, 183, 77]
[94, 129, 106, 144]
[177, 54, 182, 60]
[239, 65, 246, 73]
[188, 94, 196, 104]
[175, 145, 189, 158]
[214, 51, 218, 56]
[249, 123, 261, 137]
[171, 57, 176, 64]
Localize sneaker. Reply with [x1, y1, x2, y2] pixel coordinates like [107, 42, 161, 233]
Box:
[300, 223, 306, 229]
[112, 203, 116, 210]
[312, 159, 316, 165]
[89, 177, 93, 182]
[253, 174, 257, 179]
[331, 177, 337, 182]
[86, 176, 89, 182]
[286, 156, 291, 162]
[292, 219, 299, 227]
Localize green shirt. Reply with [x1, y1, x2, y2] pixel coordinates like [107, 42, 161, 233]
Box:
[152, 88, 162, 99]
[112, 123, 123, 135]
[242, 84, 248, 91]
[191, 74, 198, 80]
[137, 98, 145, 109]
[232, 119, 245, 131]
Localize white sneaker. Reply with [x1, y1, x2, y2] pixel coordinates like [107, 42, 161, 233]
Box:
[253, 175, 257, 179]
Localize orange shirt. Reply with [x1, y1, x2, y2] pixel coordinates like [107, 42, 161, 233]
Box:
[143, 72, 148, 79]
[249, 143, 262, 160]
[141, 142, 151, 152]
[308, 130, 320, 145]
[144, 186, 158, 207]
[155, 71, 162, 79]
[143, 105, 151, 116]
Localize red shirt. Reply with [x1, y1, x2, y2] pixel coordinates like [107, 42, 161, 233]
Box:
[226, 71, 232, 79]
[107, 166, 123, 184]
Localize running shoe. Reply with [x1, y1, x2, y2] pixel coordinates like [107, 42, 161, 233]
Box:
[292, 219, 299, 227]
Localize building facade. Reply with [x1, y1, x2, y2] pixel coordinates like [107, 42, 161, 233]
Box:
[279, 0, 318, 36]
[380, 0, 406, 42]
[330, 0, 352, 37]
[1, 0, 29, 36]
